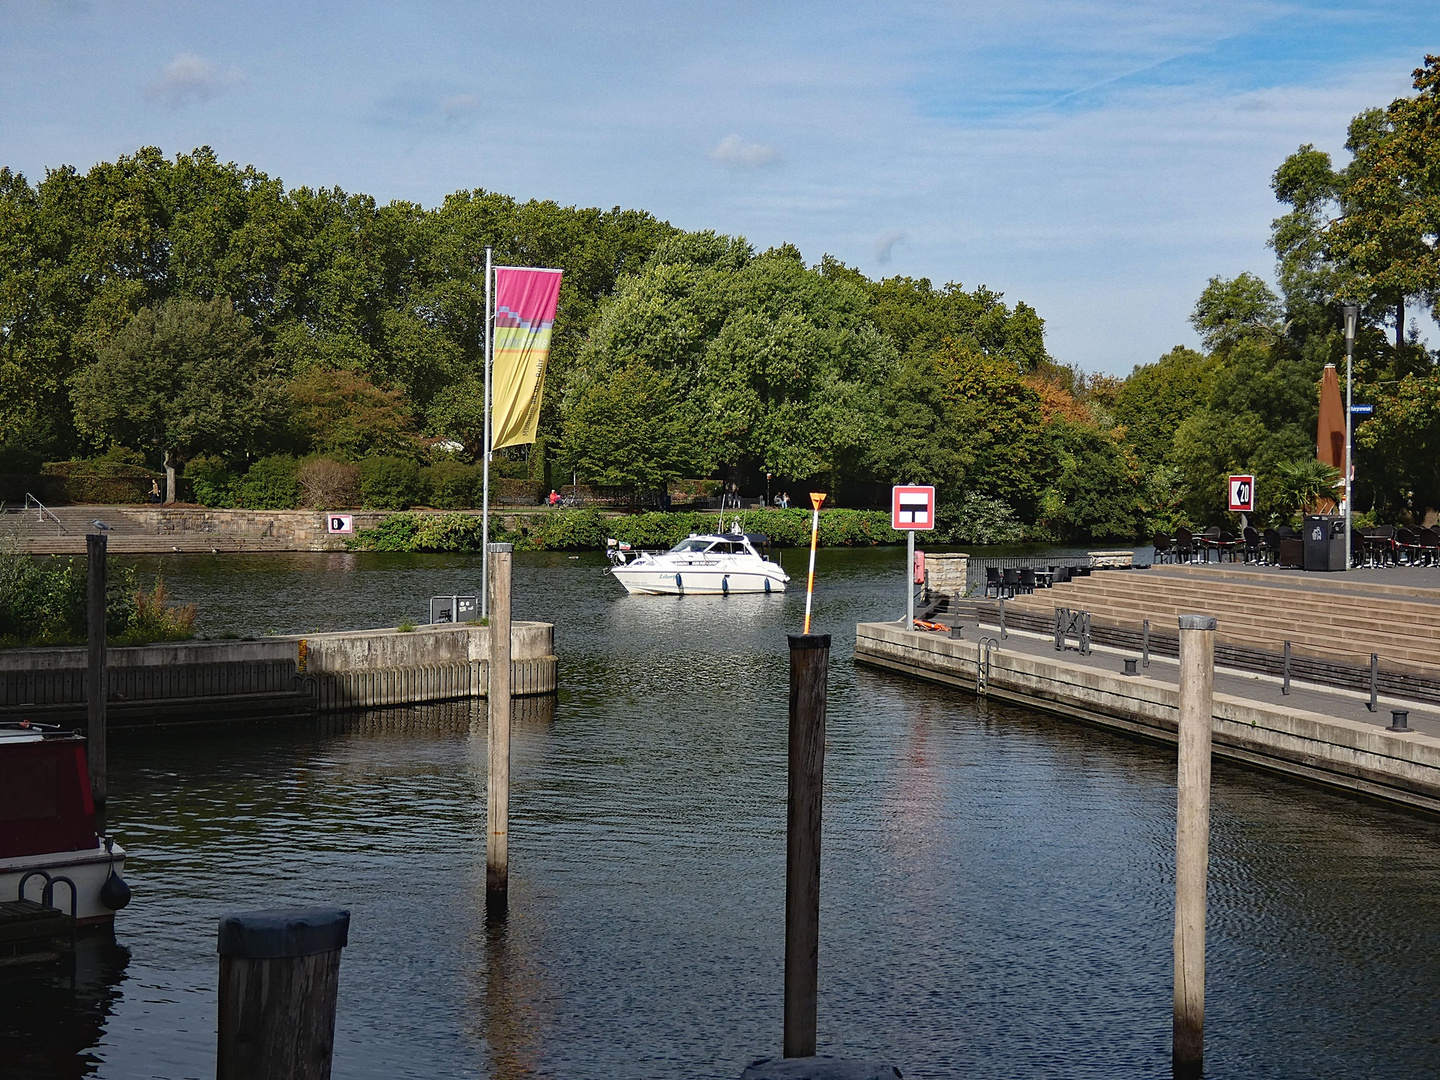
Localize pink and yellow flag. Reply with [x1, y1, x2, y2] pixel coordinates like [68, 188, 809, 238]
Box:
[492, 266, 563, 449]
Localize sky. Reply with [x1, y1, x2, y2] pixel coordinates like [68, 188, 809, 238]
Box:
[2, 0, 1438, 374]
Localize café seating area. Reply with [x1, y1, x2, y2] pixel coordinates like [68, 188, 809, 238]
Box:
[1153, 525, 1440, 568]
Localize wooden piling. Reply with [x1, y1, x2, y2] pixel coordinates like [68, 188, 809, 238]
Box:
[1174, 613, 1215, 1075]
[217, 907, 350, 1080]
[784, 632, 830, 1059]
[487, 543, 513, 918]
[86, 532, 107, 835]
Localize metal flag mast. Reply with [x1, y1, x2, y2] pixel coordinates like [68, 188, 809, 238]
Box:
[482, 246, 493, 617]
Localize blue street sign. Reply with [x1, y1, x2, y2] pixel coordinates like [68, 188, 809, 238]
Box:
[1350, 404, 1374, 415]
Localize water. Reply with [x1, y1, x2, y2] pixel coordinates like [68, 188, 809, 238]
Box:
[6, 548, 1440, 1078]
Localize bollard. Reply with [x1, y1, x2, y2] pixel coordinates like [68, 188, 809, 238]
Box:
[1389, 710, 1410, 732]
[949, 625, 963, 640]
[1282, 641, 1291, 696]
[998, 598, 1006, 639]
[86, 532, 108, 836]
[1174, 614, 1215, 1075]
[487, 543, 513, 918]
[785, 633, 830, 1059]
[1123, 658, 1138, 676]
[217, 907, 350, 1080]
[1142, 618, 1150, 668]
[1367, 654, 1379, 713]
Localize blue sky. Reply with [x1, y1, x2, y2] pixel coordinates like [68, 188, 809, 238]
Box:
[2, 0, 1437, 373]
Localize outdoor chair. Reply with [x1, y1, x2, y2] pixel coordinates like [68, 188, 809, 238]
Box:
[1001, 568, 1021, 597]
[1241, 527, 1261, 563]
[1175, 527, 1195, 564]
[1261, 528, 1281, 565]
[1418, 528, 1440, 567]
[1053, 565, 1071, 584]
[984, 566, 1001, 597]
[1368, 525, 1395, 566]
[1152, 530, 1175, 563]
[1395, 527, 1421, 565]
[1197, 526, 1224, 563]
[1350, 529, 1370, 568]
[1216, 530, 1239, 562]
[1018, 568, 1036, 594]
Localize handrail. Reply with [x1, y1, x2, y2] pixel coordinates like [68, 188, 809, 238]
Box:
[24, 493, 68, 534]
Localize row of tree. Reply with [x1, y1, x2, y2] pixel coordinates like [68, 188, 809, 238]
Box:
[3, 56, 1438, 536]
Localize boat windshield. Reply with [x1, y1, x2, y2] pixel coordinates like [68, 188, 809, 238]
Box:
[669, 538, 714, 553]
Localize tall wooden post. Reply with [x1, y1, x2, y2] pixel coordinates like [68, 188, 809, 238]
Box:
[86, 532, 108, 836]
[784, 633, 830, 1059]
[487, 542, 513, 918]
[217, 907, 350, 1080]
[1174, 613, 1215, 1075]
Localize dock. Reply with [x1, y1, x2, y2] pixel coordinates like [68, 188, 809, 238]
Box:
[859, 563, 1440, 814]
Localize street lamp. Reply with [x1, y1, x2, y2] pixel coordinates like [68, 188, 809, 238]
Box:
[766, 472, 772, 508]
[1342, 303, 1359, 571]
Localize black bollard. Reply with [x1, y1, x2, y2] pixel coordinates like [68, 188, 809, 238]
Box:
[1123, 658, 1138, 676]
[1388, 710, 1410, 732]
[785, 633, 829, 1059]
[217, 908, 350, 1080]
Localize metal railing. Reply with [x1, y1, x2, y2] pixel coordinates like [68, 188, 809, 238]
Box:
[23, 493, 68, 533]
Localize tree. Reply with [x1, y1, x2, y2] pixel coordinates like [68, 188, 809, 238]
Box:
[1189, 273, 1283, 353]
[561, 362, 701, 490]
[1113, 347, 1218, 469]
[71, 296, 286, 500]
[1327, 56, 1440, 346]
[288, 368, 418, 460]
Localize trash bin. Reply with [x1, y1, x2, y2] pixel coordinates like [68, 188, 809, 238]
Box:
[1302, 514, 1346, 571]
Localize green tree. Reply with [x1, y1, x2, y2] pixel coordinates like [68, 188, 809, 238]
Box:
[288, 368, 418, 460]
[1113, 347, 1218, 469]
[562, 362, 701, 490]
[70, 296, 286, 500]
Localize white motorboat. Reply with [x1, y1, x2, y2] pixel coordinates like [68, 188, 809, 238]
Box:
[607, 528, 789, 595]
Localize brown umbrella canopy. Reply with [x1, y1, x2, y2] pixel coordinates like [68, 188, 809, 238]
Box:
[1317, 363, 1346, 472]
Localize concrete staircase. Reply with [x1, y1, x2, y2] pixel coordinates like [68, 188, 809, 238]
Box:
[0, 504, 299, 555]
[1000, 564, 1440, 670]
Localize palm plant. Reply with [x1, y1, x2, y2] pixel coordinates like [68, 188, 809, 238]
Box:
[1270, 458, 1343, 525]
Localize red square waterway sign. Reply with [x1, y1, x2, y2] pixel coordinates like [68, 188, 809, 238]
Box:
[327, 513, 355, 535]
[1227, 475, 1255, 513]
[892, 485, 936, 530]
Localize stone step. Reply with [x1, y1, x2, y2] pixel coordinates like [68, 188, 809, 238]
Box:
[1056, 571, 1440, 617]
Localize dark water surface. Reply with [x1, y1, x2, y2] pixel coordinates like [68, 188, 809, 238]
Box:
[7, 548, 1440, 1078]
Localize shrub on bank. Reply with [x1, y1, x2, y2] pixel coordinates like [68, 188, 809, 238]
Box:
[420, 460, 481, 509]
[187, 453, 238, 507]
[297, 457, 361, 509]
[361, 456, 421, 510]
[0, 552, 195, 648]
[233, 455, 301, 509]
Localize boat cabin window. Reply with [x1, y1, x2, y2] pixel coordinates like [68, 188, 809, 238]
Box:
[670, 538, 714, 553]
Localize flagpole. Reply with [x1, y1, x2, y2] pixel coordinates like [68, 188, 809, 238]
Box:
[482, 246, 493, 619]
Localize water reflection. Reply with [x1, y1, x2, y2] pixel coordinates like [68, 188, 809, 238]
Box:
[20, 549, 1440, 1078]
[0, 935, 131, 1080]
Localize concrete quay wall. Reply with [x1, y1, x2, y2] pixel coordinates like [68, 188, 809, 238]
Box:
[855, 621, 1440, 815]
[0, 622, 557, 724]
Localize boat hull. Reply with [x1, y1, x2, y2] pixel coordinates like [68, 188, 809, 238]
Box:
[611, 566, 787, 595]
[0, 842, 127, 927]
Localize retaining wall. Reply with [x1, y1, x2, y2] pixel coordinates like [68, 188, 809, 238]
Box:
[854, 621, 1440, 814]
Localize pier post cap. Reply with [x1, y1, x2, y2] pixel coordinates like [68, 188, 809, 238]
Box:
[740, 1057, 902, 1080]
[218, 907, 350, 959]
[1177, 614, 1217, 631]
[487, 542, 514, 553]
[787, 632, 832, 650]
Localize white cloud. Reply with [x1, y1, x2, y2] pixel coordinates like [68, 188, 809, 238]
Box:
[440, 93, 480, 120]
[709, 134, 782, 169]
[144, 52, 244, 107]
[874, 230, 906, 265]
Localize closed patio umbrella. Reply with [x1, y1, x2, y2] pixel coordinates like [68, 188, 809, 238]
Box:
[1316, 363, 1345, 511]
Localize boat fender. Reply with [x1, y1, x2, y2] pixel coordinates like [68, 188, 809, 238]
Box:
[764, 578, 771, 594]
[722, 575, 729, 596]
[676, 573, 683, 593]
[100, 869, 132, 910]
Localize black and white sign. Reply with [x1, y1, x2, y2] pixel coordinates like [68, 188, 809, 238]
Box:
[1227, 475, 1255, 513]
[327, 514, 354, 535]
[891, 485, 936, 530]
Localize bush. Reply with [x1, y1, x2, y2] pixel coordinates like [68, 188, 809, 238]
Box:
[296, 457, 361, 509]
[112, 579, 196, 645]
[233, 455, 300, 509]
[0, 553, 194, 647]
[419, 460, 481, 509]
[361, 456, 421, 510]
[187, 453, 238, 507]
[935, 493, 1025, 545]
[40, 459, 160, 504]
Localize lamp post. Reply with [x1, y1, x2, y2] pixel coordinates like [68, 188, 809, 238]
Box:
[1343, 303, 1359, 572]
[766, 472, 772, 508]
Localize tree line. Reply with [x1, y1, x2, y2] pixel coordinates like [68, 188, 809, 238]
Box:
[2, 55, 1438, 539]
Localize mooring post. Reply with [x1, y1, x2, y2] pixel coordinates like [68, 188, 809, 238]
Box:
[1368, 653, 1379, 713]
[1174, 613, 1215, 1076]
[784, 632, 830, 1059]
[487, 542, 514, 918]
[1282, 641, 1291, 696]
[1142, 618, 1150, 668]
[86, 532, 108, 835]
[217, 907, 350, 1080]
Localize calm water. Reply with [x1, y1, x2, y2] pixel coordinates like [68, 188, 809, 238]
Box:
[6, 548, 1440, 1079]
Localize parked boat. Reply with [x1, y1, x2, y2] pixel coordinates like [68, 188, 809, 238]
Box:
[606, 529, 789, 595]
[0, 725, 129, 931]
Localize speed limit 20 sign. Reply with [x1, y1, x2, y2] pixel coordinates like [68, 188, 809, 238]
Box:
[1227, 475, 1255, 513]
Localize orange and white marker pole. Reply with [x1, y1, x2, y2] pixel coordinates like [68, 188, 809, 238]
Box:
[803, 492, 826, 634]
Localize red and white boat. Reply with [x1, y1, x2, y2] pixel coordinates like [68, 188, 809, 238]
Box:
[0, 726, 129, 928]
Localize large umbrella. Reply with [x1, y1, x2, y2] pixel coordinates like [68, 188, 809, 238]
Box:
[1316, 363, 1346, 511]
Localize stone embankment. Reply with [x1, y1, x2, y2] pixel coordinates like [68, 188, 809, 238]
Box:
[0, 621, 557, 728]
[855, 618, 1440, 814]
[0, 504, 558, 555]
